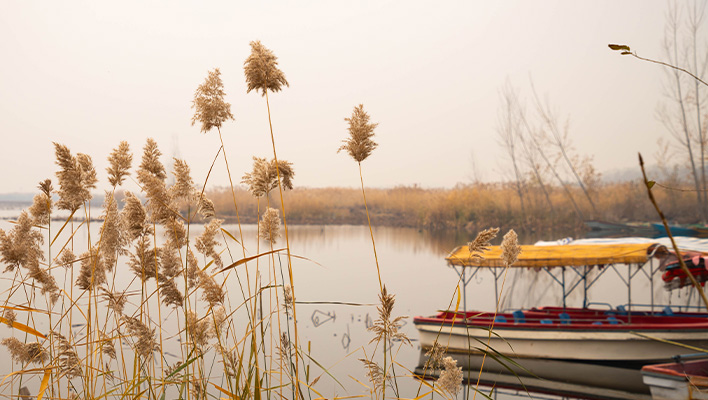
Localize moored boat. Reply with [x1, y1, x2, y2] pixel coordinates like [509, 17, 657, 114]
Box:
[414, 242, 708, 363]
[415, 306, 708, 362]
[641, 354, 708, 399]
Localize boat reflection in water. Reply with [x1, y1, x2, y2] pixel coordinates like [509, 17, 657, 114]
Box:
[415, 350, 651, 400]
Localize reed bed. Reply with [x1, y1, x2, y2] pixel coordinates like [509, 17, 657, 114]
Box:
[206, 179, 700, 233]
[0, 40, 501, 400]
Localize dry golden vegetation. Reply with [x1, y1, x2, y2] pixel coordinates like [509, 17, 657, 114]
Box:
[206, 180, 701, 233]
[0, 40, 476, 400]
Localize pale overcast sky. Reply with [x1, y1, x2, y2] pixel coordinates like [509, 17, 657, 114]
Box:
[0, 1, 682, 193]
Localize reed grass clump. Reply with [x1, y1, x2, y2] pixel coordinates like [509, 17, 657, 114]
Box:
[0, 39, 515, 400]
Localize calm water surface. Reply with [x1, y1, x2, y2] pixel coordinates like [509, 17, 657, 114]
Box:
[0, 209, 685, 399]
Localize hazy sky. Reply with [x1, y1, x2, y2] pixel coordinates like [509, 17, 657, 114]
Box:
[0, 1, 682, 193]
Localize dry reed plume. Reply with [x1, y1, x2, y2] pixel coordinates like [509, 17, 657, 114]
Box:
[244, 41, 289, 96]
[191, 68, 234, 134]
[0, 40, 493, 400]
[339, 104, 379, 163]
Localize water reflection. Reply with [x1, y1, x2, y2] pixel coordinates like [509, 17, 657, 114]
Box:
[0, 210, 651, 398]
[415, 351, 651, 400]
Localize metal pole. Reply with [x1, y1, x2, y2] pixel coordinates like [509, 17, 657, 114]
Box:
[650, 259, 655, 315]
[462, 267, 467, 316]
[494, 268, 499, 308]
[583, 265, 588, 309]
[562, 267, 566, 309]
[628, 264, 632, 324]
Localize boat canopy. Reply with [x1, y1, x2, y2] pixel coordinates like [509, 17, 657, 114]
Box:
[446, 243, 668, 268]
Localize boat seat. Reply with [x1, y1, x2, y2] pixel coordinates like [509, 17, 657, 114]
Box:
[592, 321, 603, 325]
[559, 312, 571, 324]
[662, 306, 675, 316]
[494, 315, 507, 323]
[540, 318, 553, 324]
[616, 305, 628, 315]
[513, 310, 526, 324]
[607, 316, 619, 325]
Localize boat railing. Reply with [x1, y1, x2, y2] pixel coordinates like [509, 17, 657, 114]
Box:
[461, 311, 629, 326]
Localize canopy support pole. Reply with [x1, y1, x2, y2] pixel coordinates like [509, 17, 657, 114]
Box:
[628, 264, 632, 324]
[583, 266, 588, 309]
[562, 267, 567, 310]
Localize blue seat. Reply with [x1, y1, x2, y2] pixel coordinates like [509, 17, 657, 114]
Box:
[592, 321, 603, 325]
[663, 306, 675, 316]
[494, 315, 507, 323]
[513, 310, 526, 324]
[616, 305, 628, 315]
[607, 316, 619, 325]
[559, 312, 571, 325]
[540, 318, 553, 324]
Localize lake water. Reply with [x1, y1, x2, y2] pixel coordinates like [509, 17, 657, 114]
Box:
[0, 206, 698, 399]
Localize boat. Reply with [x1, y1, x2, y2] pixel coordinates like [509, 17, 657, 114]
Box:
[663, 251, 708, 290]
[653, 223, 701, 238]
[415, 306, 708, 362]
[414, 243, 708, 363]
[585, 220, 658, 238]
[641, 354, 708, 399]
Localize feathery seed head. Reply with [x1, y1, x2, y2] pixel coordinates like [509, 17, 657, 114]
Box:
[425, 342, 446, 370]
[195, 219, 223, 270]
[100, 191, 125, 271]
[169, 158, 195, 201]
[101, 289, 128, 315]
[76, 247, 106, 291]
[186, 311, 214, 350]
[283, 284, 294, 311]
[244, 41, 289, 96]
[200, 273, 225, 307]
[192, 68, 234, 133]
[3, 310, 16, 327]
[2, 338, 47, 365]
[29, 193, 52, 226]
[158, 275, 183, 308]
[468, 227, 500, 260]
[437, 356, 463, 396]
[360, 358, 386, 394]
[76, 153, 98, 191]
[120, 191, 150, 241]
[369, 286, 411, 345]
[58, 249, 76, 269]
[339, 104, 379, 163]
[197, 193, 215, 219]
[259, 207, 281, 245]
[38, 179, 52, 197]
[139, 138, 166, 181]
[128, 235, 160, 282]
[164, 216, 188, 249]
[242, 157, 295, 197]
[0, 211, 44, 273]
[122, 316, 158, 361]
[160, 242, 182, 279]
[107, 141, 132, 187]
[501, 229, 522, 267]
[50, 331, 81, 378]
[30, 179, 53, 226]
[28, 262, 60, 305]
[54, 143, 94, 211]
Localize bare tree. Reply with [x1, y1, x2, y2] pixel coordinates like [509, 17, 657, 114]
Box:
[660, 2, 706, 221]
[503, 84, 556, 213]
[530, 80, 599, 216]
[497, 81, 527, 221]
[517, 98, 585, 220]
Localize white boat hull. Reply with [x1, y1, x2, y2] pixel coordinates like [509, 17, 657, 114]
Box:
[416, 322, 708, 362]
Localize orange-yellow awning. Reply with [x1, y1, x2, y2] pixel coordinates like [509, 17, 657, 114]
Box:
[446, 243, 667, 268]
